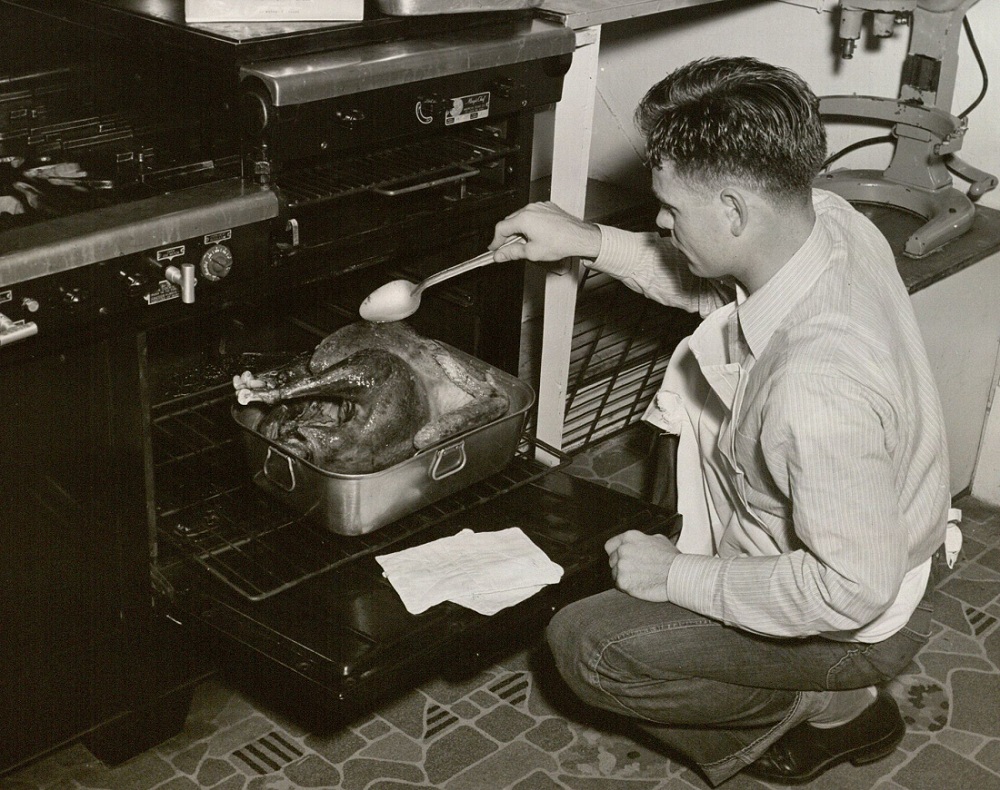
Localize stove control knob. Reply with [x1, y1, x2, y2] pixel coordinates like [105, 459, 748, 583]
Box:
[165, 263, 197, 304]
[118, 270, 148, 296]
[0, 312, 38, 346]
[199, 244, 234, 282]
[21, 297, 40, 313]
[59, 286, 85, 306]
[333, 108, 366, 130]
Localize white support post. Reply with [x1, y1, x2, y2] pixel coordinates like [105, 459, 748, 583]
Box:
[534, 25, 601, 464]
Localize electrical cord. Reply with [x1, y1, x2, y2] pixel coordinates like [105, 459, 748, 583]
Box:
[958, 16, 987, 119]
[821, 135, 894, 170]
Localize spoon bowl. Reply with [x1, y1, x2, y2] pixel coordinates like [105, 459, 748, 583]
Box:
[359, 279, 421, 323]
[359, 236, 523, 323]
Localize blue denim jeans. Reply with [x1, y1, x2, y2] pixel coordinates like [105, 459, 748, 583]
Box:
[546, 589, 933, 786]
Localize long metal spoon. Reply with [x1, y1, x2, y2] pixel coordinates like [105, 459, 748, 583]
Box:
[359, 236, 523, 323]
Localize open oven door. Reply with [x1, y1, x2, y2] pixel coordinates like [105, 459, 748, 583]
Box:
[157, 443, 679, 720]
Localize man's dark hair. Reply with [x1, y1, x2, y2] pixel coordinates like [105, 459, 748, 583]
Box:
[635, 57, 827, 201]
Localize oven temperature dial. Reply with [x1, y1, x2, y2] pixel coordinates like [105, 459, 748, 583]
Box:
[199, 244, 234, 282]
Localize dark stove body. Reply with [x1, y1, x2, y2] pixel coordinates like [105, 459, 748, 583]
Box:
[0, 1, 676, 776]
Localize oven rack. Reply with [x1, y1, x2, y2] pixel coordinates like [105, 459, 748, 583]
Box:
[563, 268, 701, 451]
[154, 390, 564, 602]
[274, 132, 517, 208]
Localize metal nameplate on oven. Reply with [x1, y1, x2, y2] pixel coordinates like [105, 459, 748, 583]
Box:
[146, 280, 180, 305]
[205, 230, 232, 245]
[444, 92, 490, 126]
[156, 246, 185, 262]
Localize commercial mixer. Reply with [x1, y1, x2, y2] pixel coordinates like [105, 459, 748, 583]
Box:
[815, 0, 996, 257]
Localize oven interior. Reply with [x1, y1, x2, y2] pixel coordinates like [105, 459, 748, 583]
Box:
[146, 257, 540, 606]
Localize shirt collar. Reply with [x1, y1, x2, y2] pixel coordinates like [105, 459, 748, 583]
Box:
[735, 212, 833, 360]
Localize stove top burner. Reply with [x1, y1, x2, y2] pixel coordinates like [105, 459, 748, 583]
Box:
[0, 63, 244, 232]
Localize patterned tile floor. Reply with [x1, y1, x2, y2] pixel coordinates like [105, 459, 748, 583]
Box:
[6, 426, 1000, 790]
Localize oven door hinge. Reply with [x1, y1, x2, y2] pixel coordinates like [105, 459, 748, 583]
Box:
[151, 563, 179, 606]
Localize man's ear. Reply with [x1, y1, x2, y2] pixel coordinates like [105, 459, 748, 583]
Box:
[720, 188, 749, 237]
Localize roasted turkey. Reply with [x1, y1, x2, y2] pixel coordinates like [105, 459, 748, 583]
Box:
[233, 321, 509, 474]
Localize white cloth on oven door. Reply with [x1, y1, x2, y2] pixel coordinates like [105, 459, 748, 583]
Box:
[375, 527, 564, 616]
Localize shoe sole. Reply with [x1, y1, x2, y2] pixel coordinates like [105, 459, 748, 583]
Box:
[849, 721, 906, 767]
[748, 718, 905, 785]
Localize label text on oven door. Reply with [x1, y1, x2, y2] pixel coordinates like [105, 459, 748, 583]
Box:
[445, 92, 490, 126]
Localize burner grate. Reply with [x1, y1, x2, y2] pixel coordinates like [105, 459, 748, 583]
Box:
[155, 391, 562, 601]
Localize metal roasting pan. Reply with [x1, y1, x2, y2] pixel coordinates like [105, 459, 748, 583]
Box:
[376, 0, 542, 15]
[232, 346, 535, 536]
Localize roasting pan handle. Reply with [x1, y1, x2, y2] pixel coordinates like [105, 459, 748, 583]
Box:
[429, 441, 467, 481]
[261, 447, 297, 492]
[372, 165, 479, 197]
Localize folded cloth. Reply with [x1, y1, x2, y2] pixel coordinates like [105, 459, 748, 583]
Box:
[376, 527, 564, 616]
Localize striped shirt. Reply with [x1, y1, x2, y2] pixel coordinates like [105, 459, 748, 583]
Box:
[592, 189, 950, 640]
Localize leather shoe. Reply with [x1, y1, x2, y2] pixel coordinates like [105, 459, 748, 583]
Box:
[743, 689, 905, 785]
